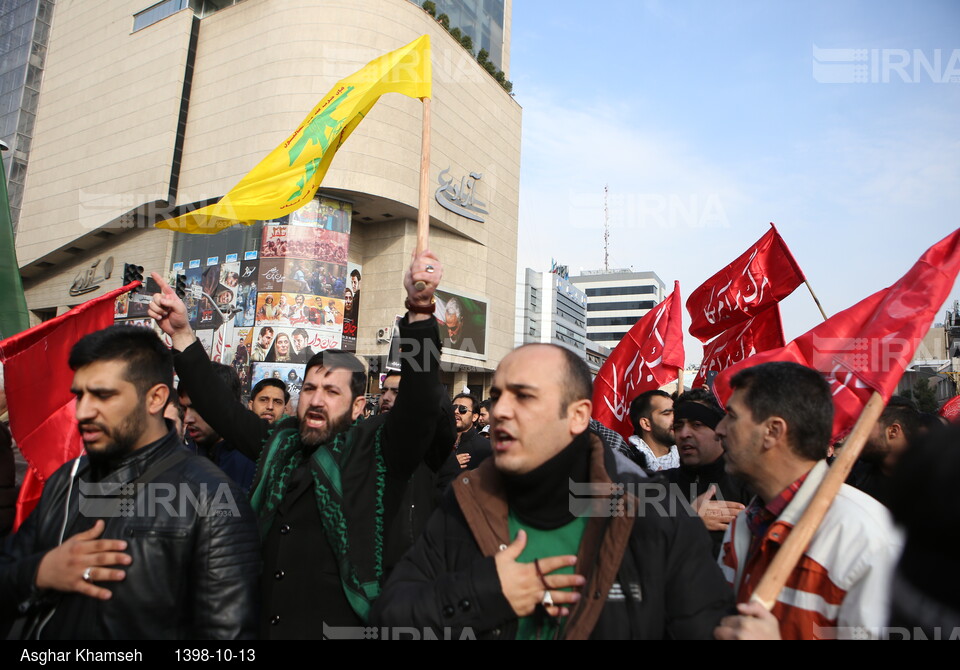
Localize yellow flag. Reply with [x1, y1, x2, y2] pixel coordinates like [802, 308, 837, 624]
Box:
[157, 35, 431, 234]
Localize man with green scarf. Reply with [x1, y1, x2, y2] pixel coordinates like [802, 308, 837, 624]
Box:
[148, 250, 445, 638]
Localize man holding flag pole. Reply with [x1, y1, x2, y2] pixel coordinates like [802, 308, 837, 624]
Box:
[148, 34, 450, 637]
[713, 228, 960, 639]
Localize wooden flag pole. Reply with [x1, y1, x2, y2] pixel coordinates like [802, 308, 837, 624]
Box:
[749, 390, 885, 610]
[413, 97, 432, 291]
[804, 279, 829, 322]
[677, 368, 685, 394]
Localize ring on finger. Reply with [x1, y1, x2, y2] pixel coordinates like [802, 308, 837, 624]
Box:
[82, 567, 93, 583]
[425, 265, 435, 273]
[541, 590, 554, 607]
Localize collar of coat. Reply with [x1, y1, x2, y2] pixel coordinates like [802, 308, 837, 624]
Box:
[452, 430, 637, 640]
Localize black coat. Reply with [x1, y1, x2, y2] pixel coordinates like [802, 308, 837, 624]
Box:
[178, 317, 447, 637]
[436, 426, 493, 494]
[371, 430, 732, 639]
[665, 455, 753, 557]
[0, 422, 16, 538]
[0, 429, 260, 639]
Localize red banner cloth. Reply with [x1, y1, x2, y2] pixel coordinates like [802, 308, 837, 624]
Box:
[0, 282, 139, 529]
[686, 223, 805, 342]
[714, 229, 960, 441]
[592, 281, 685, 440]
[693, 304, 785, 388]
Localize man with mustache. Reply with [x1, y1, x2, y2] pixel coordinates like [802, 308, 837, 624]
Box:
[0, 326, 259, 639]
[148, 250, 446, 637]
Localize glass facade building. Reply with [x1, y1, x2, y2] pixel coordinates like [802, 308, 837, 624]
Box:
[0, 0, 52, 232]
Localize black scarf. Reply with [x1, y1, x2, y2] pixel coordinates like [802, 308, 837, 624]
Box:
[503, 431, 591, 530]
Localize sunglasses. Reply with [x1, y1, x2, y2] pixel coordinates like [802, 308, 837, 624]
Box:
[452, 404, 474, 415]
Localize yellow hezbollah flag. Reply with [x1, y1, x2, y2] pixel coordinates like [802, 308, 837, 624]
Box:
[157, 35, 431, 234]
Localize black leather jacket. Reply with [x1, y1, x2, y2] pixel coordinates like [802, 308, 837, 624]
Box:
[0, 428, 261, 639]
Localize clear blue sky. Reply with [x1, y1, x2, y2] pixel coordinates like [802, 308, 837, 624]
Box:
[510, 0, 960, 361]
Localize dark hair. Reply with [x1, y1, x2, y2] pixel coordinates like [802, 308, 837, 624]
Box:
[728, 362, 832, 461]
[259, 326, 274, 337]
[350, 269, 361, 280]
[69, 325, 173, 398]
[887, 422, 960, 631]
[878, 403, 922, 448]
[629, 390, 672, 435]
[677, 387, 723, 414]
[291, 327, 308, 340]
[453, 393, 480, 414]
[557, 346, 592, 415]
[181, 362, 241, 402]
[211, 363, 242, 402]
[305, 350, 366, 400]
[479, 399, 491, 412]
[251, 377, 290, 404]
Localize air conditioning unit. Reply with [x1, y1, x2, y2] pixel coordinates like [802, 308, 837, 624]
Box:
[376, 326, 393, 343]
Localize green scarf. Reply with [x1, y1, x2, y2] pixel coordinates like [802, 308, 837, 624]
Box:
[250, 419, 387, 622]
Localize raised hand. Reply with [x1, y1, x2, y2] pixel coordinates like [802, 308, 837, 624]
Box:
[404, 249, 442, 323]
[146, 272, 196, 350]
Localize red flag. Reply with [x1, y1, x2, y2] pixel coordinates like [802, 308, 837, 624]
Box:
[941, 396, 960, 422]
[714, 228, 960, 441]
[0, 282, 139, 529]
[592, 281, 684, 439]
[686, 223, 805, 342]
[693, 304, 785, 388]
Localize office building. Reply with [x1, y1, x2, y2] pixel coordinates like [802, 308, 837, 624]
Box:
[570, 269, 666, 349]
[7, 0, 521, 397]
[515, 266, 588, 355]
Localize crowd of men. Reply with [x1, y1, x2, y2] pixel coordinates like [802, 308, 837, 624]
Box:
[0, 250, 957, 640]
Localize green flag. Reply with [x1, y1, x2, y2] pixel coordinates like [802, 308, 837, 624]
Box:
[0, 151, 29, 339]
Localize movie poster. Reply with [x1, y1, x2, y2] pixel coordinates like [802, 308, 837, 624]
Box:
[318, 197, 353, 234]
[260, 223, 348, 264]
[235, 260, 259, 327]
[254, 292, 344, 330]
[114, 292, 129, 319]
[342, 262, 361, 352]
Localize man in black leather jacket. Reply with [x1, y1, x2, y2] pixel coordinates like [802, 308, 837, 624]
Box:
[0, 326, 260, 639]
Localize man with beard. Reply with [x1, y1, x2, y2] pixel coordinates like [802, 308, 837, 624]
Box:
[350, 269, 361, 315]
[436, 393, 492, 492]
[291, 328, 315, 364]
[0, 326, 259, 639]
[477, 399, 491, 437]
[440, 296, 465, 348]
[148, 251, 446, 637]
[252, 326, 274, 362]
[664, 388, 749, 557]
[845, 398, 920, 508]
[626, 390, 679, 472]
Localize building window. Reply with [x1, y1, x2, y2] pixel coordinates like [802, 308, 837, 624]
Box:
[585, 285, 657, 297]
[133, 0, 244, 32]
[587, 300, 656, 312]
[588, 316, 642, 328]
